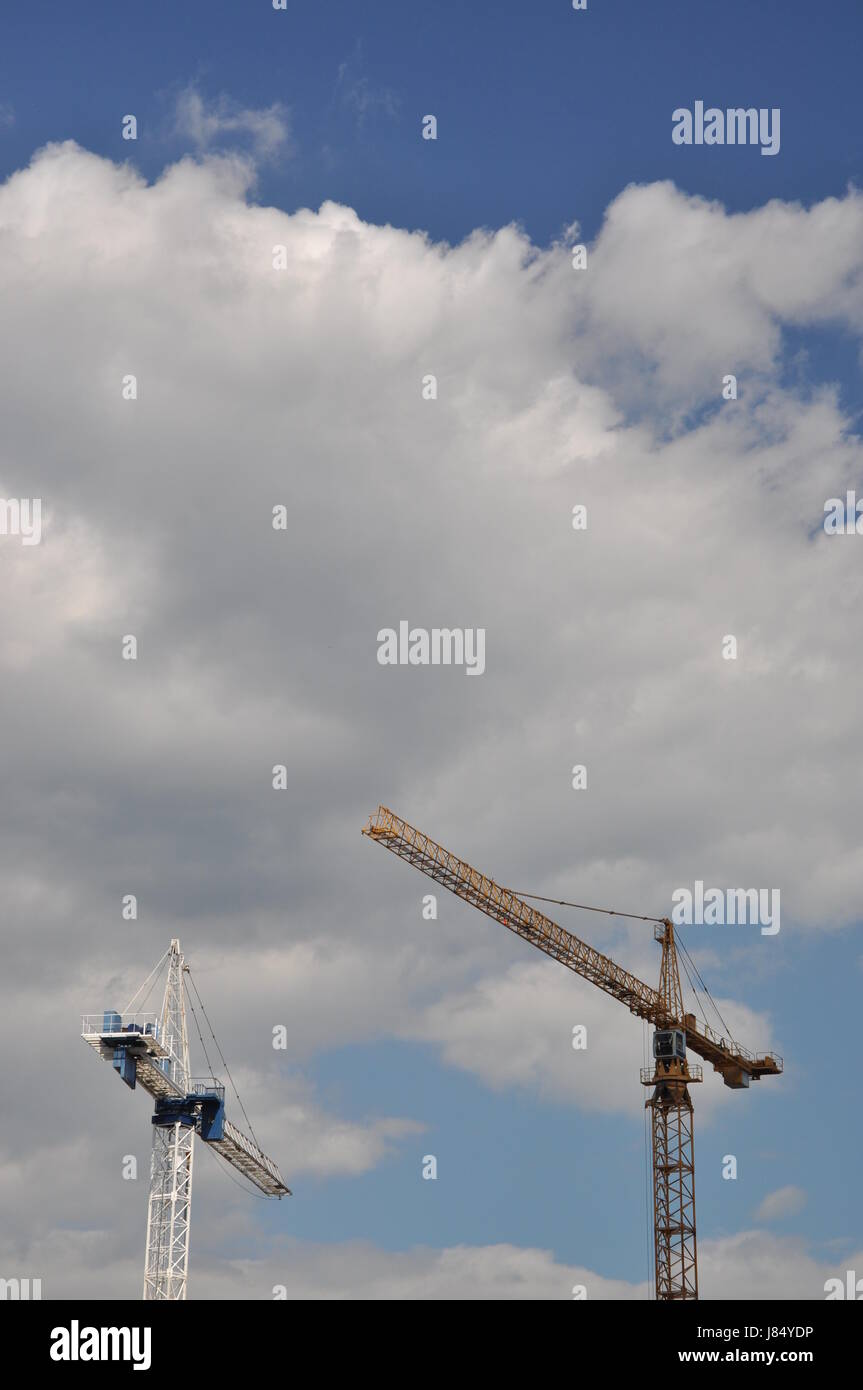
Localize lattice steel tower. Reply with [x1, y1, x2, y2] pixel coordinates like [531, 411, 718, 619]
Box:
[362, 804, 783, 1301]
[641, 921, 700, 1300]
[143, 940, 193, 1300]
[82, 939, 290, 1300]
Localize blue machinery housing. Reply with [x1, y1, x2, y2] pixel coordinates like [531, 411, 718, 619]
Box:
[87, 1008, 290, 1194]
[152, 1090, 226, 1140]
[101, 1011, 225, 1145]
[83, 940, 291, 1296]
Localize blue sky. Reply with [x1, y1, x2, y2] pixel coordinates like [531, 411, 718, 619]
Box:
[2, 0, 863, 1299]
[3, 0, 861, 247]
[6, 0, 863, 434]
[271, 916, 862, 1281]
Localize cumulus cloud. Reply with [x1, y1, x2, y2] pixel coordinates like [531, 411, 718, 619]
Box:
[235, 1074, 424, 1179]
[2, 140, 862, 1295]
[3, 1223, 855, 1300]
[580, 180, 863, 404]
[196, 1233, 862, 1301]
[754, 1185, 808, 1222]
[405, 956, 777, 1119]
[173, 86, 291, 160]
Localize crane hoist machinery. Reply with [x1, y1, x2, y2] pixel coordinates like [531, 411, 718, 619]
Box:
[362, 806, 782, 1301]
[82, 939, 290, 1300]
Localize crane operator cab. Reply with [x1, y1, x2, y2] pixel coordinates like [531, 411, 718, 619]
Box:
[653, 1028, 687, 1064]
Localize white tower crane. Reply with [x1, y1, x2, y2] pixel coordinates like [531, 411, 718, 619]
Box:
[82, 939, 290, 1300]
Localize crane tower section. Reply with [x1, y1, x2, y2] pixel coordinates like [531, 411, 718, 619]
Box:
[362, 805, 782, 1302]
[82, 938, 290, 1300]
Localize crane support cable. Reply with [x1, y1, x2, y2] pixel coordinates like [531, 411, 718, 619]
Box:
[183, 977, 217, 1081]
[201, 1138, 277, 1202]
[123, 945, 172, 1014]
[517, 890, 741, 1053]
[364, 806, 667, 1023]
[508, 891, 666, 925]
[676, 945, 709, 1035]
[677, 936, 736, 1044]
[520, 889, 738, 1051]
[185, 968, 261, 1152]
[676, 941, 718, 1036]
[363, 805, 783, 1081]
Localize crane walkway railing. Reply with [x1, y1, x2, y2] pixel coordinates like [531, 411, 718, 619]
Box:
[81, 1013, 188, 1096]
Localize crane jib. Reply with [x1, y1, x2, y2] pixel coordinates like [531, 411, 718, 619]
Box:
[364, 803, 783, 1304]
[363, 806, 782, 1085]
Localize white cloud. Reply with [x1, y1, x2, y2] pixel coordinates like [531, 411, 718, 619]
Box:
[580, 180, 863, 403]
[2, 1221, 855, 1299]
[405, 956, 777, 1119]
[1, 141, 862, 1294]
[226, 1073, 424, 1179]
[197, 1232, 863, 1300]
[174, 86, 291, 160]
[754, 1185, 808, 1222]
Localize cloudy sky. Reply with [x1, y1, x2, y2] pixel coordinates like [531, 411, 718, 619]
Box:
[1, 0, 862, 1301]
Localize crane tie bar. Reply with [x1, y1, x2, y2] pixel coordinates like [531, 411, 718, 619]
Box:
[508, 891, 667, 925]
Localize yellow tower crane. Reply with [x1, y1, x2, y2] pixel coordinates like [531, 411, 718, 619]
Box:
[362, 805, 783, 1301]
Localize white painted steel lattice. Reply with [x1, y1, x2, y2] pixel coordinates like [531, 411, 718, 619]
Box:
[143, 940, 193, 1300]
[143, 1119, 195, 1300]
[81, 936, 290, 1300]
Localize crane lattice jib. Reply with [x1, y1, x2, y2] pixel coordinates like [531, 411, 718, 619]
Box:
[362, 806, 782, 1086]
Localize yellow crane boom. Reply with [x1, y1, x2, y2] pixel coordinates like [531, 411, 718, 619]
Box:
[363, 806, 781, 1086]
[363, 803, 783, 1299]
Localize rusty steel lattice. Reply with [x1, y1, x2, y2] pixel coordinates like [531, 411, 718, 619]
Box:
[363, 805, 782, 1301]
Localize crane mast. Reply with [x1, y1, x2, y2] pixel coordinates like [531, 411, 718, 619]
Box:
[363, 805, 782, 1301]
[82, 938, 290, 1300]
[642, 920, 700, 1300]
[143, 940, 193, 1301]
